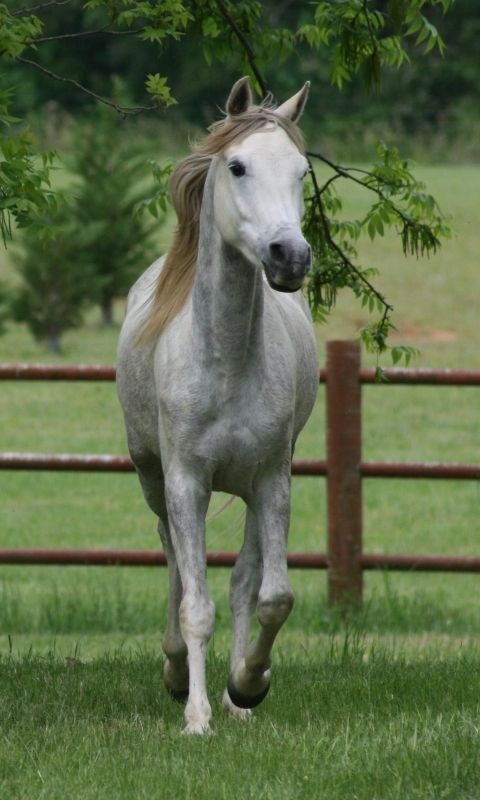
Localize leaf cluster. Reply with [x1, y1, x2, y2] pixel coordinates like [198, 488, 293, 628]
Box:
[0, 73, 59, 245]
[298, 0, 450, 91]
[303, 139, 453, 365]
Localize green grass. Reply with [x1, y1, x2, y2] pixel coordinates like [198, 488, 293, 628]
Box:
[0, 164, 480, 796]
[2, 646, 480, 799]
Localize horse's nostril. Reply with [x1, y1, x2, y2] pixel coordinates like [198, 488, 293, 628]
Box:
[269, 242, 285, 263]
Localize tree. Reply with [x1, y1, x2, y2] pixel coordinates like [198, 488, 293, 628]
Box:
[11, 210, 102, 353]
[1, 0, 454, 365]
[69, 103, 159, 325]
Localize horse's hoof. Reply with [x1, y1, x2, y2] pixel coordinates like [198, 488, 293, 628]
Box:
[222, 688, 253, 720]
[166, 685, 189, 704]
[227, 676, 270, 709]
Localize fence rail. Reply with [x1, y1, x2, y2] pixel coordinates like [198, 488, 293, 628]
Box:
[1, 453, 479, 480]
[1, 341, 479, 606]
[2, 362, 480, 385]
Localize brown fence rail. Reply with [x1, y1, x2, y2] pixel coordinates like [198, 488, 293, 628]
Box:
[1, 341, 479, 606]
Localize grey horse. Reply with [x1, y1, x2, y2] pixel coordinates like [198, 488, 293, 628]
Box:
[117, 77, 318, 733]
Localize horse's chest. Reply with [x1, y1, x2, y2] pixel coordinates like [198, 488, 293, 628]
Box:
[198, 412, 289, 494]
[164, 381, 293, 489]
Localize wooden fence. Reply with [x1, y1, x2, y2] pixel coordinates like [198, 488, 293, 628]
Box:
[1, 340, 479, 606]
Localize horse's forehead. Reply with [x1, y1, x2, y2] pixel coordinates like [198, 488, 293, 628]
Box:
[225, 126, 301, 163]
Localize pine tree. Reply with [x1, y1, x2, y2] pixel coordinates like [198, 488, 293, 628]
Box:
[70, 105, 157, 326]
[11, 211, 102, 354]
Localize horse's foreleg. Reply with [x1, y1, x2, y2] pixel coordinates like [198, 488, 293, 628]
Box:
[165, 470, 214, 735]
[227, 473, 293, 710]
[222, 507, 262, 718]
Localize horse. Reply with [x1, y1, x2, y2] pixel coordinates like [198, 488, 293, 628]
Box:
[116, 77, 319, 734]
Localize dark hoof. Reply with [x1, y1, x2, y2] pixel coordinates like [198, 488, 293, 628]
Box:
[227, 676, 270, 709]
[166, 685, 189, 705]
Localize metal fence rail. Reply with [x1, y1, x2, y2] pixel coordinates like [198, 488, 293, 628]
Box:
[1, 341, 479, 606]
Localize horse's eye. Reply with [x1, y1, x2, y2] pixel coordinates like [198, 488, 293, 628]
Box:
[229, 161, 246, 177]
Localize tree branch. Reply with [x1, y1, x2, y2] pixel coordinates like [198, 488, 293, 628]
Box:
[307, 156, 394, 314]
[307, 149, 412, 227]
[15, 56, 159, 116]
[26, 27, 146, 44]
[11, 0, 73, 16]
[214, 0, 269, 98]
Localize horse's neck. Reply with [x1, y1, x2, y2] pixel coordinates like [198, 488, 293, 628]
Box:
[191, 173, 265, 377]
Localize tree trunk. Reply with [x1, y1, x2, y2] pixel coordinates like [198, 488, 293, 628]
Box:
[101, 296, 114, 326]
[47, 330, 61, 355]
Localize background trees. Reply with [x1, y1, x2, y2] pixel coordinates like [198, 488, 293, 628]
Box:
[1, 0, 467, 360]
[69, 105, 157, 327]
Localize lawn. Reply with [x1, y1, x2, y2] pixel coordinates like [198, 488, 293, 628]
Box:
[0, 164, 479, 797]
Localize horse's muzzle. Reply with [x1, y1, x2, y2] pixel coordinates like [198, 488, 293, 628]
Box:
[262, 236, 311, 293]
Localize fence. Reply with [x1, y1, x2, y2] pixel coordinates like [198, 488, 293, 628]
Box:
[1, 340, 480, 606]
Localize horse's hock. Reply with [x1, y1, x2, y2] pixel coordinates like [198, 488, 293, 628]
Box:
[1, 339, 480, 607]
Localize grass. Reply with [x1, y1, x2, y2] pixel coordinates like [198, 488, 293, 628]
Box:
[1, 646, 480, 799]
[0, 163, 480, 796]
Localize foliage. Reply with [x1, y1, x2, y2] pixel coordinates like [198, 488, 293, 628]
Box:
[10, 209, 102, 353]
[0, 88, 59, 246]
[304, 139, 453, 368]
[69, 104, 159, 325]
[1, 0, 457, 363]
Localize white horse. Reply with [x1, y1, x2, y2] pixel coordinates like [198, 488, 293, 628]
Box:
[117, 77, 318, 734]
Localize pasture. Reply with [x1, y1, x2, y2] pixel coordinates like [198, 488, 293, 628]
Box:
[0, 164, 479, 797]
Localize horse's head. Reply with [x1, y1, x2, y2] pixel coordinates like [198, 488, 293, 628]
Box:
[214, 77, 312, 293]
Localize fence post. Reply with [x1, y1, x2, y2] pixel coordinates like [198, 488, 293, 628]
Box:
[326, 340, 363, 607]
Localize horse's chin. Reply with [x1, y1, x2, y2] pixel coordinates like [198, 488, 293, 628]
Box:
[263, 266, 303, 293]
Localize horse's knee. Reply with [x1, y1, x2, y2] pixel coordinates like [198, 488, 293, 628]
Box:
[257, 590, 295, 630]
[179, 592, 215, 645]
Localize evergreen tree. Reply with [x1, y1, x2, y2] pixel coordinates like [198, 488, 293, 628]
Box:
[11, 211, 102, 353]
[70, 105, 157, 325]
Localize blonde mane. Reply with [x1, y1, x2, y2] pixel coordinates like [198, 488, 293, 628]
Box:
[136, 106, 305, 345]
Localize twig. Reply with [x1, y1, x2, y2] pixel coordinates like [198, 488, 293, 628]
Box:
[26, 27, 145, 44]
[15, 56, 159, 117]
[307, 156, 393, 314]
[11, 0, 73, 15]
[214, 0, 268, 98]
[307, 149, 412, 227]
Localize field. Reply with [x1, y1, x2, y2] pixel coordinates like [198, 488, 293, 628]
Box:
[0, 164, 479, 798]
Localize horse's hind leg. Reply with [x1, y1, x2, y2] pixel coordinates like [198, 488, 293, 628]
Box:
[129, 447, 189, 701]
[157, 518, 189, 702]
[222, 508, 262, 718]
[227, 471, 294, 710]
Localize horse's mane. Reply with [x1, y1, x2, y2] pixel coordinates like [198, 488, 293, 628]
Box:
[136, 104, 305, 345]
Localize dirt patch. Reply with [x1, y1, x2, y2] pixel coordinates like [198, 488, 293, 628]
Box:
[396, 326, 458, 343]
[352, 320, 459, 343]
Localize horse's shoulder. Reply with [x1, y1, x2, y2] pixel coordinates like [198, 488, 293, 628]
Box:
[124, 255, 167, 315]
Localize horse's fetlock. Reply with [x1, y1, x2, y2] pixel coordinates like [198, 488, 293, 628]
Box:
[162, 632, 187, 662]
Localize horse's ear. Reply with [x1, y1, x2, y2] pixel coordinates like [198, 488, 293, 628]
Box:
[276, 82, 310, 122]
[226, 77, 253, 118]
